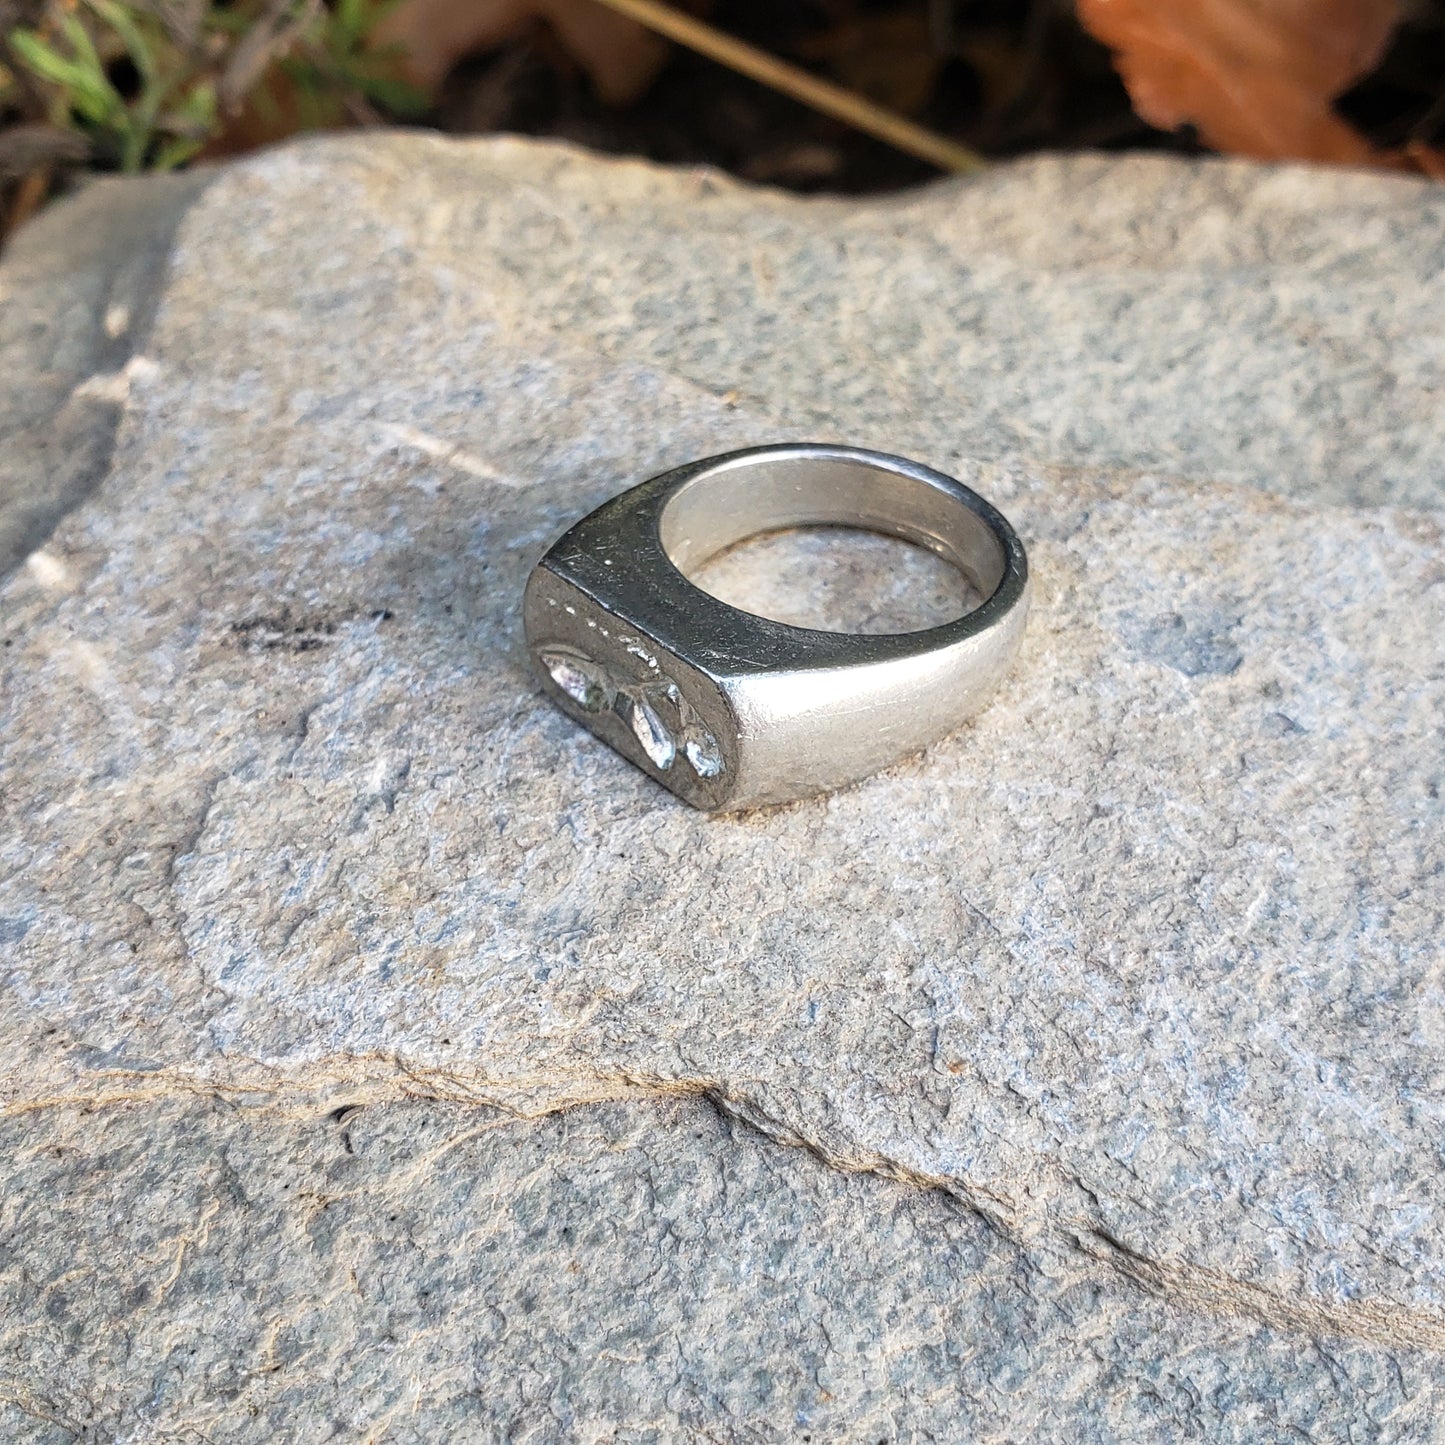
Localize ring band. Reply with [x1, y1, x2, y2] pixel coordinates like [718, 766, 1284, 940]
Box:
[523, 443, 1030, 810]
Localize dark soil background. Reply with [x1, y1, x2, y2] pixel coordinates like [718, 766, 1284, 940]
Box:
[432, 0, 1194, 193]
[2, 0, 1443, 240]
[428, 0, 1445, 192]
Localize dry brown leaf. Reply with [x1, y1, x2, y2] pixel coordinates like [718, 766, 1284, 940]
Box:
[1076, 0, 1408, 166]
[372, 0, 672, 105]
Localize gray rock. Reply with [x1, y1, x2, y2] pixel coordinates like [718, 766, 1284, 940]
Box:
[3, 1094, 1440, 1443]
[5, 134, 1444, 588]
[0, 170, 209, 583]
[1, 135, 1442, 1437]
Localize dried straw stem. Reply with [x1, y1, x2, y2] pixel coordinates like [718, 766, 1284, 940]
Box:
[589, 0, 986, 174]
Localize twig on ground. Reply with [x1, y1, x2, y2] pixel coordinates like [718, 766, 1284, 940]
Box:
[586, 0, 986, 173]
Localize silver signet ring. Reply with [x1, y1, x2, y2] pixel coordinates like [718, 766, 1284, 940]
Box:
[523, 443, 1030, 811]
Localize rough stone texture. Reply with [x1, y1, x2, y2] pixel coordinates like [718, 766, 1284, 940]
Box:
[4, 1095, 1440, 1443]
[4, 132, 1444, 588]
[1, 135, 1443, 1439]
[0, 170, 210, 582]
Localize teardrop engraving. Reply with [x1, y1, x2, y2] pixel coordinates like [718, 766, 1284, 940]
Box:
[624, 693, 676, 770]
[684, 731, 724, 778]
[540, 650, 611, 713]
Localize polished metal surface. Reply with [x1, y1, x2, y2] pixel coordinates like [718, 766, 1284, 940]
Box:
[523, 443, 1030, 810]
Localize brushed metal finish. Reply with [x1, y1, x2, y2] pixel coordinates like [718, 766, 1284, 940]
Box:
[523, 444, 1030, 810]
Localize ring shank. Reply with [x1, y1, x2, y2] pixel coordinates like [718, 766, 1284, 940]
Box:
[657, 450, 1007, 602]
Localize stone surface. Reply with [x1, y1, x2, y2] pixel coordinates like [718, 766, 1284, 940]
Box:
[4, 1094, 1441, 1443]
[0, 170, 209, 582]
[1, 135, 1443, 1438]
[4, 135, 1444, 588]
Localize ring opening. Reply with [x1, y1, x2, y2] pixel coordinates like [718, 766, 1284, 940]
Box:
[658, 451, 1006, 635]
[689, 526, 981, 634]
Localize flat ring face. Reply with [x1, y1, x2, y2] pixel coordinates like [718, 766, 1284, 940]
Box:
[523, 444, 1031, 811]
